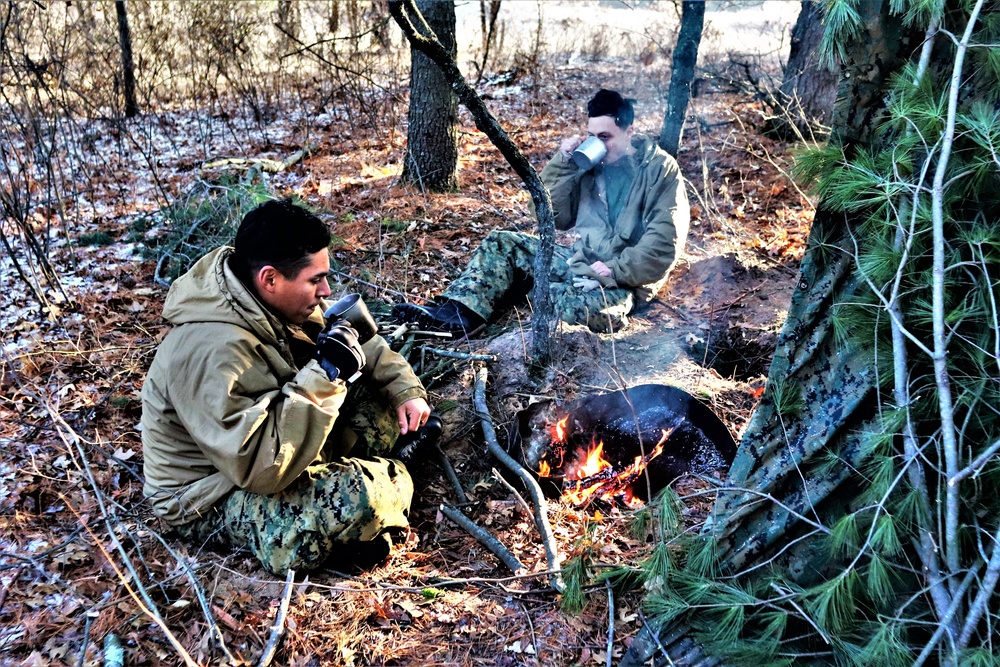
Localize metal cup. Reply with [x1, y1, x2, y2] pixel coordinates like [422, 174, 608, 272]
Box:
[571, 136, 608, 170]
[324, 293, 378, 343]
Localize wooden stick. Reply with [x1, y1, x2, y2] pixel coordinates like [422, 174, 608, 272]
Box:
[440, 505, 524, 574]
[473, 366, 562, 591]
[423, 346, 497, 361]
[434, 443, 468, 503]
[605, 580, 615, 667]
[258, 569, 296, 667]
[492, 467, 534, 520]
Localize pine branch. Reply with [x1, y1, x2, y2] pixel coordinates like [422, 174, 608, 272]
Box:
[931, 0, 986, 598]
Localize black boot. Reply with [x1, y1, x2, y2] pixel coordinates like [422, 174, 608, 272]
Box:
[391, 412, 443, 464]
[391, 299, 485, 333]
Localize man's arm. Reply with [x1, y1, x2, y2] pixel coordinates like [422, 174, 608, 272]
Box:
[359, 334, 428, 411]
[165, 331, 347, 495]
[531, 150, 586, 230]
[606, 160, 689, 287]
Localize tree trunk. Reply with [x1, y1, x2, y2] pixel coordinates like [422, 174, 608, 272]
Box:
[775, 0, 838, 134]
[621, 1, 927, 664]
[401, 0, 458, 193]
[658, 0, 704, 157]
[115, 0, 139, 118]
[388, 0, 555, 365]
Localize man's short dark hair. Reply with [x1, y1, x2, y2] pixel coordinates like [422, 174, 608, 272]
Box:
[587, 89, 635, 129]
[230, 199, 331, 284]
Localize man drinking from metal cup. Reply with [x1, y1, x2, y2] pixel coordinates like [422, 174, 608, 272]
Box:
[392, 88, 689, 334]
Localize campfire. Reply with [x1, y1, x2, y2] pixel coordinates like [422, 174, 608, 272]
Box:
[517, 385, 738, 508]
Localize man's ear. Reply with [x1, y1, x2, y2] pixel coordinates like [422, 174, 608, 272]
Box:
[254, 265, 279, 294]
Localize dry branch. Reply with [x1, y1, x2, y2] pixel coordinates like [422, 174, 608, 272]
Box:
[472, 366, 562, 591]
[440, 504, 524, 574]
[435, 443, 468, 503]
[258, 569, 296, 667]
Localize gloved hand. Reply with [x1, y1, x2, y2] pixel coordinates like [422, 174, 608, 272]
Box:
[315, 321, 366, 382]
[572, 276, 602, 292]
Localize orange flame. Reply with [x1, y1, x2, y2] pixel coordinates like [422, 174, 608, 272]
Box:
[575, 440, 612, 479]
[552, 415, 569, 443]
[560, 428, 673, 508]
[538, 460, 550, 477]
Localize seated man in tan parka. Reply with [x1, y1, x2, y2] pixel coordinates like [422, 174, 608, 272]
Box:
[141, 199, 435, 574]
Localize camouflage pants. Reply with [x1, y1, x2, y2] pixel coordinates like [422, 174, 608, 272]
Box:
[174, 382, 412, 575]
[442, 230, 635, 332]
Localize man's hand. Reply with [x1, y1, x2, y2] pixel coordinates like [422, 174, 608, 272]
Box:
[559, 136, 585, 156]
[590, 261, 613, 278]
[573, 277, 602, 292]
[397, 397, 432, 435]
[315, 322, 366, 382]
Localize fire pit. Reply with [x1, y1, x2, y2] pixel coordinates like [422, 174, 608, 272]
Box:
[515, 384, 737, 508]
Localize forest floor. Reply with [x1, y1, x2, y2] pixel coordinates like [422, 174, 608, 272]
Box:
[0, 60, 813, 666]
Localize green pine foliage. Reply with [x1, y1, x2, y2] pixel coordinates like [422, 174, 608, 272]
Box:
[632, 1, 1000, 663]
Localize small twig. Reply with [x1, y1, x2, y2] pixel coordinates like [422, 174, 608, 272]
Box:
[473, 366, 562, 591]
[491, 467, 534, 519]
[434, 443, 468, 503]
[418, 359, 454, 384]
[520, 600, 538, 656]
[422, 346, 497, 361]
[440, 504, 524, 573]
[949, 437, 1000, 486]
[78, 609, 99, 667]
[258, 569, 296, 667]
[605, 580, 615, 667]
[636, 609, 676, 666]
[386, 322, 410, 342]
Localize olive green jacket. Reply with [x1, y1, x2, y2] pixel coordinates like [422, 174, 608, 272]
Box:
[538, 135, 689, 301]
[140, 247, 425, 526]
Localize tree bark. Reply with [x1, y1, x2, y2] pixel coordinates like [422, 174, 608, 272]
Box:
[621, 1, 925, 664]
[115, 0, 139, 118]
[658, 0, 704, 157]
[401, 0, 458, 192]
[777, 0, 838, 131]
[388, 0, 555, 365]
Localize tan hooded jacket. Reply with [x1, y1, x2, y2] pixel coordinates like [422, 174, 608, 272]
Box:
[538, 135, 689, 302]
[140, 247, 426, 525]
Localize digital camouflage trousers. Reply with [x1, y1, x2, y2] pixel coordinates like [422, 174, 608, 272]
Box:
[174, 382, 412, 575]
[442, 230, 635, 332]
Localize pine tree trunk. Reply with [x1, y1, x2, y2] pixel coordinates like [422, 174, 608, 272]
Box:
[778, 0, 838, 129]
[658, 0, 704, 157]
[401, 0, 458, 192]
[115, 0, 139, 119]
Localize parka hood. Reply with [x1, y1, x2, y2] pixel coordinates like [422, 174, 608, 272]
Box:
[162, 247, 284, 346]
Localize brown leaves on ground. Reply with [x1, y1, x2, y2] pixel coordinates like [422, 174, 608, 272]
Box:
[0, 62, 811, 666]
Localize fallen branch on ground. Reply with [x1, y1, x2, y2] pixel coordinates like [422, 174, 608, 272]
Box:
[440, 504, 524, 574]
[258, 569, 296, 667]
[435, 443, 468, 503]
[472, 366, 562, 591]
[201, 144, 316, 174]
